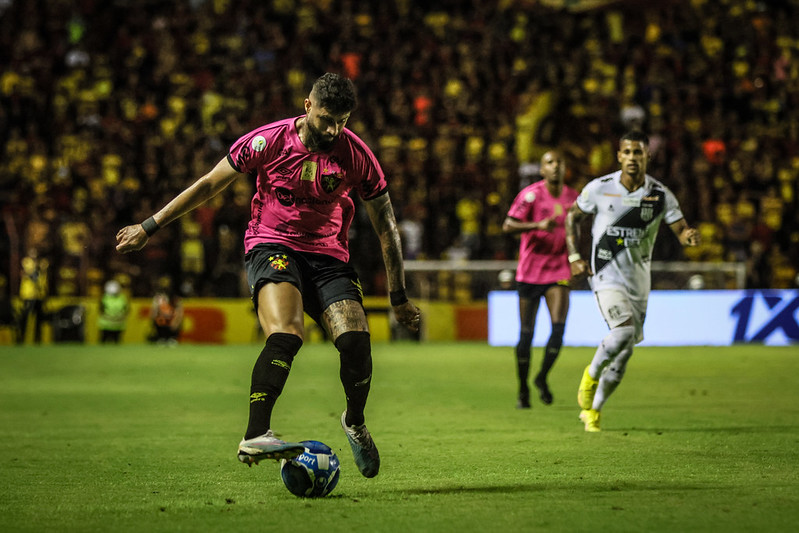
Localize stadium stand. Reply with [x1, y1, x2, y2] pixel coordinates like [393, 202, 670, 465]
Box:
[0, 0, 797, 299]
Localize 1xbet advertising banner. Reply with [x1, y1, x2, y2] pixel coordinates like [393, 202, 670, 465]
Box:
[488, 290, 799, 346]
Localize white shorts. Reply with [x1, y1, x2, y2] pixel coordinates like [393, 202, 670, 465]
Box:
[595, 289, 647, 344]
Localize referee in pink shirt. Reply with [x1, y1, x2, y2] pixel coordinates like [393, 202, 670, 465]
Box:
[503, 150, 578, 408]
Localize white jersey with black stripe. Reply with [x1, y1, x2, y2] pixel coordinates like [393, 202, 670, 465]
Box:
[575, 170, 684, 300]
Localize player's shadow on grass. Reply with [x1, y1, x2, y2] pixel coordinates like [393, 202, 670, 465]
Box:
[615, 425, 793, 434]
[396, 481, 714, 496]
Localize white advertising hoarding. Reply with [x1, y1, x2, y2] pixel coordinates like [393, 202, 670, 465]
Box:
[488, 290, 799, 347]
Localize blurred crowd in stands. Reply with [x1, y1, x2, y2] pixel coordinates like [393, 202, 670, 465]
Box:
[1, 0, 798, 303]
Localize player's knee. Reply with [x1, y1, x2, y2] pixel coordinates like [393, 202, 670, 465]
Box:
[605, 325, 635, 354]
[335, 331, 372, 378]
[549, 322, 565, 344]
[604, 362, 626, 383]
[258, 332, 303, 377]
[265, 332, 303, 359]
[616, 324, 636, 342]
[517, 331, 534, 349]
[335, 330, 370, 355]
[251, 333, 303, 395]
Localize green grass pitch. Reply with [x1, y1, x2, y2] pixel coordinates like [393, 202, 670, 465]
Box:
[1, 341, 797, 532]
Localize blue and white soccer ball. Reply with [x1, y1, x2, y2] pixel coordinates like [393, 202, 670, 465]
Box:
[280, 440, 341, 498]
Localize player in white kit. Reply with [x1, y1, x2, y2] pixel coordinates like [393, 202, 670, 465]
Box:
[565, 130, 699, 432]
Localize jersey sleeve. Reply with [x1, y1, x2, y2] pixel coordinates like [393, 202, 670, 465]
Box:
[227, 128, 273, 174]
[348, 134, 388, 200]
[575, 179, 599, 214]
[506, 187, 534, 221]
[662, 186, 685, 224]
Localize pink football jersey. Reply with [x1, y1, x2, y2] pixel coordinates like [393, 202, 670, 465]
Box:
[506, 180, 578, 284]
[227, 116, 387, 262]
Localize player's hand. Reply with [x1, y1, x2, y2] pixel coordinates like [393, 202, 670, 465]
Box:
[115, 224, 149, 253]
[538, 217, 557, 232]
[681, 227, 700, 247]
[393, 300, 421, 333]
[569, 259, 593, 282]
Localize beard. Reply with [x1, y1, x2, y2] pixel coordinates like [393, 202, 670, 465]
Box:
[306, 121, 337, 151]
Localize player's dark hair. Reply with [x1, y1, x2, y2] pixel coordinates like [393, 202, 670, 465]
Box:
[621, 130, 649, 146]
[311, 73, 357, 115]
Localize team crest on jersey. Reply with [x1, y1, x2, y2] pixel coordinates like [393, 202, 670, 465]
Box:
[321, 171, 343, 193]
[640, 205, 654, 221]
[268, 254, 290, 271]
[524, 191, 536, 203]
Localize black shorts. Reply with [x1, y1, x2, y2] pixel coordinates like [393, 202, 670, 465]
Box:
[244, 243, 363, 324]
[517, 281, 568, 301]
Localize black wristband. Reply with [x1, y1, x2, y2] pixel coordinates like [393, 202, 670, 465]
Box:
[141, 216, 160, 237]
[389, 289, 408, 306]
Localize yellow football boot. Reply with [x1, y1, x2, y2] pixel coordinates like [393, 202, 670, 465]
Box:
[577, 365, 598, 410]
[579, 409, 601, 432]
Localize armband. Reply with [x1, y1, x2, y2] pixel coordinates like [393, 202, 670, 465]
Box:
[141, 216, 160, 237]
[568, 253, 582, 264]
[389, 289, 408, 306]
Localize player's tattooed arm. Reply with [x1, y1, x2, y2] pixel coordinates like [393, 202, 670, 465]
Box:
[565, 203, 586, 256]
[363, 192, 406, 292]
[565, 203, 593, 281]
[363, 192, 421, 333]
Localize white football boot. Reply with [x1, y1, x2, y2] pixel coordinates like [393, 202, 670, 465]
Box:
[237, 429, 305, 466]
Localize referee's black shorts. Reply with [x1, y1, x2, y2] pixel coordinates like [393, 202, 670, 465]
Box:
[244, 243, 364, 324]
[517, 280, 569, 301]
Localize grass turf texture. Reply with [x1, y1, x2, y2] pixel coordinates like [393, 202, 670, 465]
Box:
[1, 342, 797, 532]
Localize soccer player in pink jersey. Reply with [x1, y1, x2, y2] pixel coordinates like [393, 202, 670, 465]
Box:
[116, 73, 420, 478]
[503, 150, 578, 408]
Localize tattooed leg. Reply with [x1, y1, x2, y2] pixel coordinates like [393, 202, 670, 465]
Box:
[322, 300, 369, 339]
[323, 300, 372, 426]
